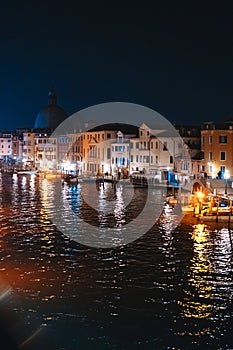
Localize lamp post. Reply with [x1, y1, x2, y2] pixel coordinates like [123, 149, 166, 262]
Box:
[224, 169, 230, 195]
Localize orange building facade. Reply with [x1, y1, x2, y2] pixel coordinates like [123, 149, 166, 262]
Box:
[201, 122, 233, 178]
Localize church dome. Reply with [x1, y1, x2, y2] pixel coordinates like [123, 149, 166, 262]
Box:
[34, 90, 68, 130]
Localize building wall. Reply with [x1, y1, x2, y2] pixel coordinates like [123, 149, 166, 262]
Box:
[22, 132, 35, 161]
[0, 134, 12, 157]
[201, 125, 233, 177]
[82, 130, 117, 174]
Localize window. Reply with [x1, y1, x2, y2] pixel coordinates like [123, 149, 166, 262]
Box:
[107, 148, 111, 159]
[136, 155, 138, 162]
[130, 142, 134, 149]
[219, 135, 227, 144]
[220, 151, 226, 161]
[156, 156, 158, 164]
[209, 135, 212, 144]
[170, 156, 173, 164]
[209, 152, 212, 161]
[107, 133, 111, 139]
[136, 142, 139, 149]
[131, 155, 134, 162]
[150, 156, 153, 163]
[150, 142, 153, 149]
[163, 142, 168, 151]
[209, 165, 212, 173]
[220, 166, 225, 173]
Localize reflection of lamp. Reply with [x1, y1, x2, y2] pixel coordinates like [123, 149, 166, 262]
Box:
[224, 169, 230, 195]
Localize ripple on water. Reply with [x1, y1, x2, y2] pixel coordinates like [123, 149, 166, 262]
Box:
[0, 174, 232, 349]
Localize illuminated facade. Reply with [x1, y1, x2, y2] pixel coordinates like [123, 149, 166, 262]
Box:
[201, 121, 233, 178]
[0, 133, 13, 158]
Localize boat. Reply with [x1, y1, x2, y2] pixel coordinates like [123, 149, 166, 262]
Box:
[166, 195, 177, 207]
[16, 169, 38, 175]
[63, 174, 78, 185]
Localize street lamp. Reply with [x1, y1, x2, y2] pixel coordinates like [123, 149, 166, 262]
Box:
[224, 169, 230, 195]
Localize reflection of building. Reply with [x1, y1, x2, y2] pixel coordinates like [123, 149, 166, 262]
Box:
[201, 121, 233, 178]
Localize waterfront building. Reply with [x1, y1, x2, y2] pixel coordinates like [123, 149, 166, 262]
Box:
[80, 124, 137, 175]
[64, 132, 82, 174]
[82, 128, 117, 175]
[111, 131, 131, 177]
[11, 133, 23, 160]
[22, 131, 36, 162]
[129, 123, 182, 182]
[175, 125, 201, 180]
[0, 132, 13, 159]
[34, 130, 57, 170]
[201, 121, 233, 178]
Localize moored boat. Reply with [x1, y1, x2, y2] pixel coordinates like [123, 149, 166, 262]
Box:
[63, 174, 78, 185]
[17, 169, 38, 175]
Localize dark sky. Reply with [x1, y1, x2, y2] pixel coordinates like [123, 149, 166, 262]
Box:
[0, 0, 232, 130]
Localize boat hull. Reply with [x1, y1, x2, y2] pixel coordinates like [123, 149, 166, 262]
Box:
[17, 170, 38, 175]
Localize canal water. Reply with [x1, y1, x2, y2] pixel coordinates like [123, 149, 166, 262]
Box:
[0, 172, 232, 349]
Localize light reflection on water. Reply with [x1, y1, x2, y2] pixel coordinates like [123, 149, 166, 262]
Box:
[0, 173, 232, 349]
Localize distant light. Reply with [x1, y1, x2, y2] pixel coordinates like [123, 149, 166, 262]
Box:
[224, 169, 230, 180]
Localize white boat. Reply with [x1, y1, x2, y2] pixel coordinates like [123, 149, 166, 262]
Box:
[17, 169, 38, 175]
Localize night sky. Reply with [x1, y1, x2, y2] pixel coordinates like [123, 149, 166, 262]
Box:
[0, 0, 232, 130]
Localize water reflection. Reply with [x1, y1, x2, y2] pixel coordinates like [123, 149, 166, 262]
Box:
[0, 174, 232, 349]
[180, 223, 213, 319]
